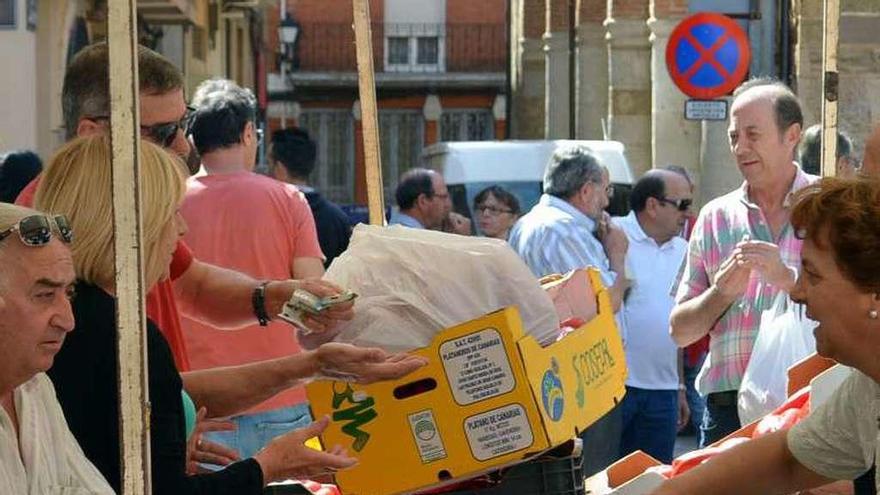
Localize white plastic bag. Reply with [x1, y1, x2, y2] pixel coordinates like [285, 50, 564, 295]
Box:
[298, 224, 559, 352]
[737, 293, 817, 424]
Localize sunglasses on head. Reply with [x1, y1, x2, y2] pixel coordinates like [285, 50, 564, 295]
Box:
[657, 197, 693, 211]
[0, 215, 73, 246]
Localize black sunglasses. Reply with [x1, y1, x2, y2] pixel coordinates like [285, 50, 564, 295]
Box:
[0, 215, 73, 246]
[87, 106, 194, 148]
[657, 197, 693, 211]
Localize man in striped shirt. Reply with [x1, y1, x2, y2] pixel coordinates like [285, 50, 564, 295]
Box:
[670, 78, 818, 447]
[509, 145, 629, 476]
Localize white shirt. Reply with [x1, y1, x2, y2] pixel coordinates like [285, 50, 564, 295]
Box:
[0, 373, 113, 495]
[614, 212, 687, 390]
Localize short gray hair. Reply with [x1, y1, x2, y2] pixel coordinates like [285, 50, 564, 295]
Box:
[543, 146, 606, 199]
[188, 78, 258, 155]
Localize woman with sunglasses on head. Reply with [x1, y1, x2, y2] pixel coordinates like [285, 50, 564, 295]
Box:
[33, 135, 426, 494]
[652, 177, 880, 494]
[472, 185, 521, 240]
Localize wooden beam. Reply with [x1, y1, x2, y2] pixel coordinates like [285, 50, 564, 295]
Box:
[107, 1, 151, 493]
[821, 0, 840, 178]
[352, 0, 386, 225]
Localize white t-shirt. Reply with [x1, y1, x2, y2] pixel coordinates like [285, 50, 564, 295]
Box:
[0, 373, 114, 495]
[787, 369, 879, 491]
[614, 212, 687, 390]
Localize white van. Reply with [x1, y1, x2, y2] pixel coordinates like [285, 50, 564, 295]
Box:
[421, 140, 636, 226]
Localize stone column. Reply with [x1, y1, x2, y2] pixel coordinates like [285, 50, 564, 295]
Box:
[605, 0, 652, 176]
[544, 0, 571, 138]
[793, 0, 823, 126]
[423, 95, 442, 146]
[510, 0, 546, 139]
[576, 0, 609, 139]
[648, 1, 701, 192]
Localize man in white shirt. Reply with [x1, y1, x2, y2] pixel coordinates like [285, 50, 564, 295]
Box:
[614, 169, 692, 463]
[0, 203, 113, 494]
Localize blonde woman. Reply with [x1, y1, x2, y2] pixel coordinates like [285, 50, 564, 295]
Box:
[35, 135, 425, 494]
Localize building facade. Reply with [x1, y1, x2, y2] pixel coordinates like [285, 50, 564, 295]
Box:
[0, 0, 266, 158]
[266, 0, 508, 205]
[510, 0, 880, 206]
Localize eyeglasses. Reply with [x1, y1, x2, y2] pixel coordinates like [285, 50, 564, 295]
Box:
[590, 181, 615, 198]
[87, 106, 195, 148]
[0, 215, 73, 246]
[475, 205, 513, 216]
[657, 197, 693, 211]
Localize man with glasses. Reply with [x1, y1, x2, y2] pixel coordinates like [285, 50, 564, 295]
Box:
[613, 170, 691, 464]
[179, 78, 326, 459]
[508, 146, 629, 477]
[0, 204, 114, 494]
[670, 78, 818, 447]
[389, 168, 452, 230]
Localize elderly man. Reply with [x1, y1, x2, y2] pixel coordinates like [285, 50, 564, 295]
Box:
[16, 42, 351, 373]
[508, 146, 628, 476]
[0, 203, 113, 493]
[614, 170, 691, 463]
[180, 78, 327, 458]
[389, 168, 452, 229]
[670, 78, 818, 446]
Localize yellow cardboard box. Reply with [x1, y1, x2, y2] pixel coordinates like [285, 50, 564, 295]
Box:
[306, 269, 626, 495]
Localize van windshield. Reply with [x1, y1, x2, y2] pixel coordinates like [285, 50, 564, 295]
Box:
[450, 181, 632, 236]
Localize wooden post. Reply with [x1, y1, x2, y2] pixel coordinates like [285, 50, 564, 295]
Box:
[352, 0, 385, 225]
[107, 1, 151, 493]
[820, 0, 840, 178]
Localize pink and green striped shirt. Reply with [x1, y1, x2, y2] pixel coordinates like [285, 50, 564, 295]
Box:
[675, 167, 817, 395]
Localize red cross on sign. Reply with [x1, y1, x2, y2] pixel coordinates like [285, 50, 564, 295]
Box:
[666, 13, 751, 99]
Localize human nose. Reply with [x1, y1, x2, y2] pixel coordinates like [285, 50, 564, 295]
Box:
[170, 129, 190, 158]
[54, 297, 76, 333]
[790, 271, 806, 305]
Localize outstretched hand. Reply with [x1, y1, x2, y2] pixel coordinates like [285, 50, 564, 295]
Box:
[185, 408, 240, 474]
[254, 416, 358, 483]
[312, 343, 429, 384]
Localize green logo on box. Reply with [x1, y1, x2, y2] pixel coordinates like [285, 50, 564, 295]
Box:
[331, 383, 377, 452]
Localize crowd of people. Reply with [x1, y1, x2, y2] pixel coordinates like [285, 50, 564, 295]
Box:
[4, 38, 880, 495]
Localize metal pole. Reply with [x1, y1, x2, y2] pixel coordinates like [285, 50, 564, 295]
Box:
[352, 0, 385, 225]
[107, 1, 151, 493]
[820, 0, 840, 178]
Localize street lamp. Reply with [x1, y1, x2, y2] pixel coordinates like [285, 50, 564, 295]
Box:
[278, 16, 300, 129]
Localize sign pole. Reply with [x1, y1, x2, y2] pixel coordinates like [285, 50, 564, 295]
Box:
[352, 0, 385, 225]
[820, 0, 840, 178]
[107, 1, 151, 493]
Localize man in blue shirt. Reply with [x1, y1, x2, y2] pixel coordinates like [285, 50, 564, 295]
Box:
[509, 146, 629, 476]
[389, 168, 451, 229]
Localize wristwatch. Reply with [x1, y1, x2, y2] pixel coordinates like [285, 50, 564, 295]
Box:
[252, 281, 271, 327]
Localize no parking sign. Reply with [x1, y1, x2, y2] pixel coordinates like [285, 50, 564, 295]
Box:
[666, 13, 751, 100]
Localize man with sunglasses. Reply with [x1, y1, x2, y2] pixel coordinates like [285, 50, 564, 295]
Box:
[670, 78, 819, 447]
[0, 205, 114, 494]
[390, 168, 452, 230]
[613, 170, 691, 464]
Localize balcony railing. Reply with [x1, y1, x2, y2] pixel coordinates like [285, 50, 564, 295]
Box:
[290, 22, 505, 73]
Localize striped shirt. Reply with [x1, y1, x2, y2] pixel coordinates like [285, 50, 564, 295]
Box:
[675, 166, 818, 395]
[509, 194, 626, 341]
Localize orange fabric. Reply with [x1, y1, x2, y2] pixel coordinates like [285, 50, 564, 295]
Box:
[179, 171, 323, 413]
[19, 176, 194, 371]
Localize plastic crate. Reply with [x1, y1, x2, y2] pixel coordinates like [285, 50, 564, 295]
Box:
[441, 441, 585, 495]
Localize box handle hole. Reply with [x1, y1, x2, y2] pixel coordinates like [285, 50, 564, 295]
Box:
[438, 469, 453, 481]
[393, 378, 437, 399]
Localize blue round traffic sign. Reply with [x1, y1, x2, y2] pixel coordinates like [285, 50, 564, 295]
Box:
[666, 13, 751, 99]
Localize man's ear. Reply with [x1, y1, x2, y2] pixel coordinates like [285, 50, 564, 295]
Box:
[76, 118, 105, 137]
[786, 123, 803, 149]
[271, 162, 287, 181]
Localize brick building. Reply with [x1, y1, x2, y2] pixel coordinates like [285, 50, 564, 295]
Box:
[266, 0, 508, 205]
